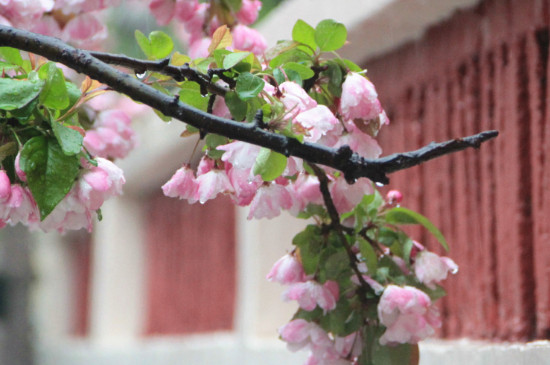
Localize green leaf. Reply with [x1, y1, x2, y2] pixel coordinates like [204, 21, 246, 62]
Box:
[252, 147, 287, 181]
[283, 62, 314, 80]
[385, 207, 449, 251]
[334, 57, 362, 73]
[358, 238, 378, 274]
[0, 47, 23, 66]
[320, 297, 353, 336]
[292, 19, 317, 51]
[19, 136, 80, 219]
[0, 61, 19, 72]
[322, 250, 350, 280]
[293, 225, 323, 275]
[179, 81, 209, 111]
[223, 0, 242, 11]
[314, 19, 347, 52]
[38, 62, 69, 109]
[269, 48, 312, 68]
[51, 122, 83, 155]
[0, 78, 43, 110]
[235, 72, 264, 100]
[222, 52, 251, 69]
[135, 30, 173, 59]
[324, 61, 344, 97]
[224, 90, 247, 121]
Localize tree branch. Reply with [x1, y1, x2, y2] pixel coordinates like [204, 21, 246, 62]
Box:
[0, 26, 498, 184]
[88, 51, 229, 96]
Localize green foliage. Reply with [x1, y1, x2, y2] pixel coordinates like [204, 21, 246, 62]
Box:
[252, 147, 287, 181]
[314, 19, 347, 52]
[135, 30, 174, 60]
[385, 207, 449, 251]
[0, 47, 23, 66]
[179, 81, 209, 111]
[235, 72, 264, 100]
[51, 122, 84, 156]
[19, 136, 80, 219]
[38, 62, 70, 110]
[0, 78, 43, 110]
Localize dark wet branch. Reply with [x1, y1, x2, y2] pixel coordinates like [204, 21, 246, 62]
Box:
[89, 51, 229, 96]
[0, 26, 498, 184]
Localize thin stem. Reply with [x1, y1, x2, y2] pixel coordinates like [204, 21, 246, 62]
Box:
[309, 163, 371, 295]
[89, 51, 229, 96]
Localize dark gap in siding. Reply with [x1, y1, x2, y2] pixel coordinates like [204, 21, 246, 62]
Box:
[536, 28, 549, 203]
[486, 50, 499, 338]
[516, 36, 537, 340]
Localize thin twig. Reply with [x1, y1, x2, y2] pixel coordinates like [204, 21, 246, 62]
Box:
[89, 51, 229, 96]
[309, 163, 371, 297]
[0, 26, 498, 184]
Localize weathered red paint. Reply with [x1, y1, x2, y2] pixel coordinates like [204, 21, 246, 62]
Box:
[368, 0, 550, 340]
[144, 193, 236, 335]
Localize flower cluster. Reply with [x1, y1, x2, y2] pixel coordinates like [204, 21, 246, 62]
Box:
[149, 0, 267, 57]
[1, 158, 125, 233]
[266, 191, 458, 363]
[163, 73, 385, 219]
[0, 0, 120, 49]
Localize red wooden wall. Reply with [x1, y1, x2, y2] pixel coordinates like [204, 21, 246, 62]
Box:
[144, 193, 236, 335]
[367, 0, 550, 341]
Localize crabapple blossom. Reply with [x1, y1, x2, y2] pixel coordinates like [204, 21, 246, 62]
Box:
[279, 319, 332, 352]
[339, 72, 383, 123]
[266, 253, 305, 285]
[195, 160, 234, 204]
[295, 105, 342, 143]
[235, 0, 262, 25]
[414, 251, 458, 289]
[231, 24, 267, 55]
[247, 183, 292, 219]
[283, 280, 339, 313]
[377, 285, 441, 345]
[162, 164, 198, 203]
[330, 177, 373, 214]
[83, 109, 137, 159]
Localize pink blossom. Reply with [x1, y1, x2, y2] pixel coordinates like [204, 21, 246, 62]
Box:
[235, 0, 261, 25]
[0, 170, 11, 202]
[231, 25, 267, 55]
[334, 128, 382, 159]
[195, 168, 234, 204]
[5, 185, 39, 226]
[188, 37, 211, 58]
[149, 0, 175, 25]
[295, 105, 342, 142]
[283, 280, 339, 313]
[287, 174, 323, 215]
[61, 13, 107, 49]
[14, 152, 26, 182]
[414, 251, 458, 289]
[377, 285, 441, 345]
[78, 158, 125, 211]
[218, 141, 260, 170]
[83, 109, 137, 159]
[175, 0, 201, 22]
[247, 183, 292, 219]
[278, 319, 332, 352]
[267, 253, 305, 284]
[339, 72, 383, 122]
[279, 81, 317, 116]
[225, 165, 262, 206]
[329, 177, 373, 214]
[162, 165, 198, 203]
[39, 189, 93, 233]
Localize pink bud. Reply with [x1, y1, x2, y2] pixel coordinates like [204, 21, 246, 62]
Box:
[386, 189, 403, 204]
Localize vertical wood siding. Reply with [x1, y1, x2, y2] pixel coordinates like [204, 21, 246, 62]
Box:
[367, 0, 550, 340]
[144, 194, 236, 335]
